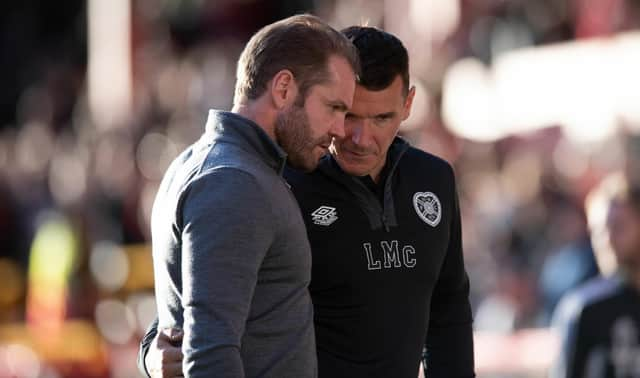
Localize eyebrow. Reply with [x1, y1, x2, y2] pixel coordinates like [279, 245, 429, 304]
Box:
[347, 111, 396, 119]
[375, 111, 396, 119]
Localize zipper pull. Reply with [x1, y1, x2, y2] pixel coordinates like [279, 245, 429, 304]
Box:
[381, 214, 390, 232]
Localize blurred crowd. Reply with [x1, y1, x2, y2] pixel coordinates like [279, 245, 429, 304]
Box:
[1, 0, 640, 377]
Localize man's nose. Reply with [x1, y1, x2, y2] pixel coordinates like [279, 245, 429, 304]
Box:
[350, 120, 370, 146]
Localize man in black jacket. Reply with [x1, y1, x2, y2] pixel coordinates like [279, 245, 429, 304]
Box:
[551, 173, 640, 378]
[140, 26, 475, 378]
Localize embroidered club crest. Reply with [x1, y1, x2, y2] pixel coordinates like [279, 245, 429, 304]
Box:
[413, 192, 441, 227]
[311, 205, 338, 226]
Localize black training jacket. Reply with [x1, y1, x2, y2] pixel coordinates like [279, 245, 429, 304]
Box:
[286, 137, 475, 378]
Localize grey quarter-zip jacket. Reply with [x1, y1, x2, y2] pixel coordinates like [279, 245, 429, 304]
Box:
[151, 110, 317, 378]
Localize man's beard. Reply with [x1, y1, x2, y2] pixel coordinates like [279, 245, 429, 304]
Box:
[275, 103, 329, 171]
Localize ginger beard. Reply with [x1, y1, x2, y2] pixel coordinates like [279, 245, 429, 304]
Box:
[275, 101, 331, 171]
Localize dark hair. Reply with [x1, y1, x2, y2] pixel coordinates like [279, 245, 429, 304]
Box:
[234, 14, 360, 105]
[341, 26, 410, 96]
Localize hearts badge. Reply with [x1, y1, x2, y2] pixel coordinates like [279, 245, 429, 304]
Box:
[413, 192, 441, 227]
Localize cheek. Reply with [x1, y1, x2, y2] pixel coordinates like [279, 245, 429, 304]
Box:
[306, 104, 330, 132]
[627, 222, 640, 246]
[374, 130, 396, 150]
[610, 225, 635, 250]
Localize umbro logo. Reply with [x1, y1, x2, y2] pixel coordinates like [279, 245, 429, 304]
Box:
[311, 206, 338, 226]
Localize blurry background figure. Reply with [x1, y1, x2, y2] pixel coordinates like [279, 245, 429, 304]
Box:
[26, 211, 78, 331]
[551, 172, 640, 378]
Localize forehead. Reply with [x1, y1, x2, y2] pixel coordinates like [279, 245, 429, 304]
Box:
[350, 76, 406, 116]
[312, 55, 356, 105]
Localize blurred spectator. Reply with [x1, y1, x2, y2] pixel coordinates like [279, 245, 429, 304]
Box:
[538, 191, 599, 325]
[551, 172, 640, 378]
[539, 237, 598, 324]
[26, 211, 78, 331]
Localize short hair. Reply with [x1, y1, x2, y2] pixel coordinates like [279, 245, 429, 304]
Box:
[341, 26, 410, 96]
[234, 14, 360, 105]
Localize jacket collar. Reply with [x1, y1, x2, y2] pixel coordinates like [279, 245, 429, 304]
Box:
[318, 137, 410, 231]
[204, 110, 287, 176]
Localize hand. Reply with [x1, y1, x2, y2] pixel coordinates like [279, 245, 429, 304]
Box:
[146, 327, 184, 378]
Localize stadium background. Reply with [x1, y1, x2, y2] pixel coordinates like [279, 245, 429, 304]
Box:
[1, 0, 640, 376]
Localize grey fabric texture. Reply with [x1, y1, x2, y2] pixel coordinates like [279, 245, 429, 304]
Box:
[151, 110, 317, 377]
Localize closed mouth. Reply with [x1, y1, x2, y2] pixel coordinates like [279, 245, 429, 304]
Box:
[345, 149, 369, 157]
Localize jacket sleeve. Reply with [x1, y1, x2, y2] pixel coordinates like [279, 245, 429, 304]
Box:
[423, 173, 475, 377]
[137, 317, 159, 377]
[168, 169, 275, 377]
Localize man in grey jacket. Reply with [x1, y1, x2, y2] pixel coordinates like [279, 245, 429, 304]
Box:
[150, 14, 359, 377]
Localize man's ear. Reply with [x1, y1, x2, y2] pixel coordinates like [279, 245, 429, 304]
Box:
[402, 85, 416, 121]
[270, 69, 299, 109]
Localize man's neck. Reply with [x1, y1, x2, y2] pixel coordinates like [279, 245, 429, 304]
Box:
[370, 152, 392, 184]
[232, 100, 276, 141]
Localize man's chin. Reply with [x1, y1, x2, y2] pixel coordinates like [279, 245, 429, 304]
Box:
[287, 156, 319, 172]
[297, 163, 319, 173]
[334, 159, 368, 177]
[289, 146, 331, 171]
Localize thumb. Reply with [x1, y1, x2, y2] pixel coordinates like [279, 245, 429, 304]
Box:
[160, 327, 184, 342]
